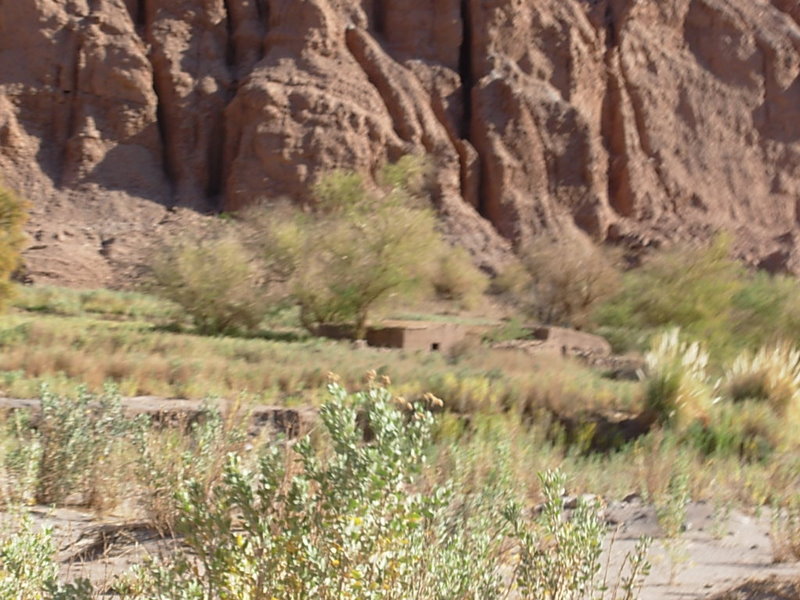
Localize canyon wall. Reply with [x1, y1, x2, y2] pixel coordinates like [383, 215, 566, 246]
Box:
[0, 0, 799, 282]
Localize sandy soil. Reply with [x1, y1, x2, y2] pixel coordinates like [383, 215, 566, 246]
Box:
[605, 497, 799, 599]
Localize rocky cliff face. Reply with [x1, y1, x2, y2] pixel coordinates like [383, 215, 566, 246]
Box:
[1, 0, 799, 283]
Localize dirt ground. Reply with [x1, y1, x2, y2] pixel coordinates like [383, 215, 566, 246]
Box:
[605, 497, 799, 599]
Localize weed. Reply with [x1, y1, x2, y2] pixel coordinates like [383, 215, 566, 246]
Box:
[504, 469, 652, 600]
[771, 494, 800, 562]
[655, 463, 691, 583]
[131, 402, 249, 534]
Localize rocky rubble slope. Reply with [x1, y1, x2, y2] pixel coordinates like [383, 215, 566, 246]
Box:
[0, 0, 799, 283]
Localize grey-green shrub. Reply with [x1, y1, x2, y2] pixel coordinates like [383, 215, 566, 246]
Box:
[7, 385, 129, 506]
[122, 382, 651, 600]
[504, 469, 651, 600]
[147, 231, 268, 335]
[0, 512, 92, 599]
[131, 402, 248, 534]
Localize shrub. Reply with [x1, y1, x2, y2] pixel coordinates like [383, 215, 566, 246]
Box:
[430, 245, 489, 310]
[724, 344, 800, 413]
[504, 469, 651, 600]
[147, 231, 268, 335]
[686, 400, 783, 461]
[121, 382, 651, 600]
[654, 464, 690, 583]
[131, 402, 249, 534]
[10, 385, 130, 506]
[0, 184, 29, 311]
[0, 511, 92, 599]
[772, 494, 800, 562]
[642, 329, 712, 427]
[592, 236, 800, 356]
[513, 237, 620, 329]
[251, 157, 444, 339]
[124, 380, 509, 599]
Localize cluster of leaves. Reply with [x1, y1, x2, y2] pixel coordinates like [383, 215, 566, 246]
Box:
[0, 512, 92, 600]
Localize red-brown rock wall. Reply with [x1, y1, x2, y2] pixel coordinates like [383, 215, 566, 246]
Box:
[1, 0, 799, 278]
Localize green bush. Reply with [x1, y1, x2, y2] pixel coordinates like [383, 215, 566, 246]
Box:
[249, 157, 445, 339]
[147, 231, 268, 335]
[594, 236, 800, 357]
[504, 469, 651, 600]
[41, 386, 126, 506]
[6, 385, 130, 506]
[686, 400, 782, 461]
[0, 512, 92, 599]
[124, 381, 509, 599]
[0, 184, 29, 311]
[121, 382, 651, 600]
[131, 402, 249, 534]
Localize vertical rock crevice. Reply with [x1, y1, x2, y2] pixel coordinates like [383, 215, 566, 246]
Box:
[457, 0, 487, 218]
[372, 0, 386, 36]
[141, 0, 176, 193]
[222, 0, 237, 70]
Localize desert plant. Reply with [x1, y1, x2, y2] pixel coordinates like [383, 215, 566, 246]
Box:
[642, 329, 712, 426]
[248, 157, 445, 339]
[0, 184, 29, 311]
[0, 511, 93, 599]
[504, 469, 651, 600]
[5, 385, 130, 506]
[2, 411, 43, 505]
[511, 237, 620, 329]
[724, 343, 800, 413]
[124, 379, 511, 599]
[686, 400, 783, 461]
[147, 230, 268, 335]
[595, 236, 749, 355]
[771, 494, 800, 562]
[131, 401, 249, 534]
[654, 464, 690, 583]
[430, 245, 489, 310]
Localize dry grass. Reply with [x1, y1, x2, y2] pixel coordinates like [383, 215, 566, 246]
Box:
[0, 301, 640, 418]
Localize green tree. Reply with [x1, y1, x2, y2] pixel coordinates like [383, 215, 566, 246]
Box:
[252, 157, 444, 339]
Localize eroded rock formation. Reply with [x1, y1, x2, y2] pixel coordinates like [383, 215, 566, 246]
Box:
[0, 0, 799, 282]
